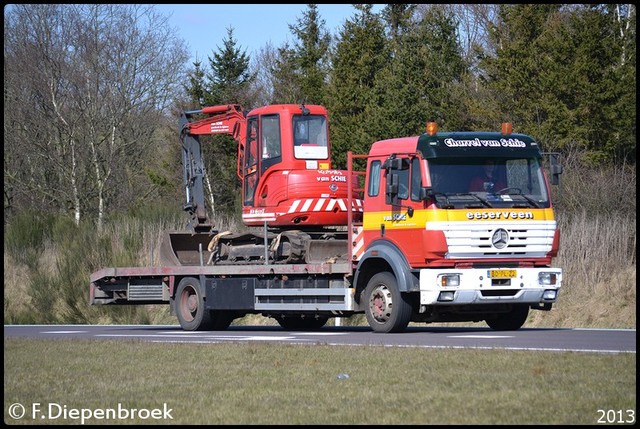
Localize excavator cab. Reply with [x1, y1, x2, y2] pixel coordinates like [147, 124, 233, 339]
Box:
[237, 104, 360, 227]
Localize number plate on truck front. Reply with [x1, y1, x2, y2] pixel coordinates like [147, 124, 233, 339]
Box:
[489, 269, 516, 278]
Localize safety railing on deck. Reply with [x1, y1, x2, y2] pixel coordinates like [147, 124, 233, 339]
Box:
[346, 151, 367, 267]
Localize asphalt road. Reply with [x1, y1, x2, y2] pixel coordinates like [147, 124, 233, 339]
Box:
[4, 324, 636, 354]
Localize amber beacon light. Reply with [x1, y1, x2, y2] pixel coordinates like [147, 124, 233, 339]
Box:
[501, 122, 513, 135]
[426, 122, 438, 136]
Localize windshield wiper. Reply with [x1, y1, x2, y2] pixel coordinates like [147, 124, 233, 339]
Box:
[496, 188, 541, 208]
[517, 194, 541, 208]
[432, 192, 454, 209]
[469, 193, 493, 208]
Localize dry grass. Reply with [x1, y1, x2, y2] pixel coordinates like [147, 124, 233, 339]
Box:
[3, 254, 32, 323]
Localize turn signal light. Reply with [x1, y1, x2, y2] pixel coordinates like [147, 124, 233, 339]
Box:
[440, 274, 460, 287]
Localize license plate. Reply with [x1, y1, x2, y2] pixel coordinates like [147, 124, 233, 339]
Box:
[489, 269, 516, 279]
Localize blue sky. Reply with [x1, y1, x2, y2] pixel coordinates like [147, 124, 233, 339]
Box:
[154, 4, 382, 62]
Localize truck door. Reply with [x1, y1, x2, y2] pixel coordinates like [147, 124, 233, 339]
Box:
[382, 155, 426, 265]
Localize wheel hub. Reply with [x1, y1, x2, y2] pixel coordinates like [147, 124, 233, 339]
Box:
[369, 285, 392, 322]
[187, 294, 198, 313]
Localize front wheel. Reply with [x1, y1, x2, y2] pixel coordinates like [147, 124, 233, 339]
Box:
[174, 277, 213, 331]
[485, 305, 529, 331]
[363, 272, 412, 333]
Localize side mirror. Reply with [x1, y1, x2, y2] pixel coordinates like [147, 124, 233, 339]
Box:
[546, 152, 563, 185]
[382, 157, 409, 171]
[419, 186, 433, 201]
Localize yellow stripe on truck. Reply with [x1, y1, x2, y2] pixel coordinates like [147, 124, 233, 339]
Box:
[362, 208, 556, 230]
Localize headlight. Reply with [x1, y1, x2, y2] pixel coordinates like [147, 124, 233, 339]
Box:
[538, 272, 558, 285]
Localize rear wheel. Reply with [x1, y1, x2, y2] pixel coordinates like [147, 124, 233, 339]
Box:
[364, 272, 412, 333]
[175, 277, 212, 331]
[485, 305, 529, 331]
[275, 315, 329, 331]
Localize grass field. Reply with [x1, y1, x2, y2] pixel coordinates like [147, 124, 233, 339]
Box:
[3, 337, 636, 425]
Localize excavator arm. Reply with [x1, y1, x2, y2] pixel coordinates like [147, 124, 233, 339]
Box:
[182, 104, 248, 180]
[178, 104, 247, 232]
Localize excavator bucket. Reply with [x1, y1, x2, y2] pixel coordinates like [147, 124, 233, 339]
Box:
[159, 231, 215, 266]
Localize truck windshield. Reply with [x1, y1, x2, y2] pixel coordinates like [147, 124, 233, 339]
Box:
[293, 115, 328, 160]
[427, 157, 550, 208]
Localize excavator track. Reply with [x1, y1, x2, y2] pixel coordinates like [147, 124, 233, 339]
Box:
[160, 228, 349, 267]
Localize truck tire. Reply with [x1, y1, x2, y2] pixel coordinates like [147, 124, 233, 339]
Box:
[485, 305, 529, 331]
[364, 272, 412, 333]
[175, 277, 213, 331]
[275, 315, 329, 331]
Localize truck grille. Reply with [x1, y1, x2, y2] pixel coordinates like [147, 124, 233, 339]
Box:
[437, 220, 556, 259]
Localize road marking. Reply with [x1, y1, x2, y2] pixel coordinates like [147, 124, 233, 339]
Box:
[236, 336, 298, 341]
[449, 335, 513, 339]
[95, 334, 302, 341]
[42, 330, 88, 334]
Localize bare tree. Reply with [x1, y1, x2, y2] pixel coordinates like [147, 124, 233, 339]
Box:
[4, 4, 189, 230]
[614, 4, 635, 65]
[249, 42, 279, 106]
[5, 4, 85, 222]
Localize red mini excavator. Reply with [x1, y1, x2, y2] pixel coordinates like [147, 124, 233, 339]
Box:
[162, 104, 363, 266]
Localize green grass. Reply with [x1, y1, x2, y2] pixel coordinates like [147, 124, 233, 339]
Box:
[4, 338, 635, 425]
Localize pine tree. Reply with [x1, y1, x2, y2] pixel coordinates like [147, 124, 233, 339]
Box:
[271, 42, 303, 103]
[371, 5, 468, 140]
[326, 4, 389, 168]
[479, 4, 636, 162]
[200, 26, 257, 217]
[206, 26, 255, 106]
[185, 58, 207, 107]
[288, 4, 332, 104]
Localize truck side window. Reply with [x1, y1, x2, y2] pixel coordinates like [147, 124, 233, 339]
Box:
[393, 160, 410, 200]
[368, 160, 381, 197]
[410, 157, 422, 201]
